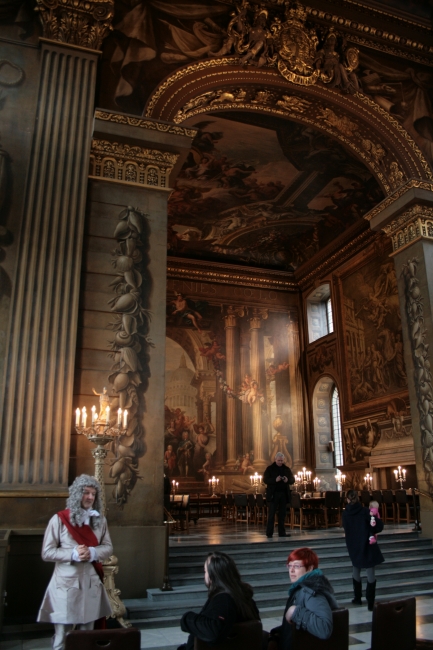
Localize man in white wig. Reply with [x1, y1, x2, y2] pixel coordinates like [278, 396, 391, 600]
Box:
[38, 474, 113, 650]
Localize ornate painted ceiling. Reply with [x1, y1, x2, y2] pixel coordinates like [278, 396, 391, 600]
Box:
[96, 0, 433, 272]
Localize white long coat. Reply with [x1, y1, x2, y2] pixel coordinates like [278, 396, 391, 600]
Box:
[37, 514, 113, 624]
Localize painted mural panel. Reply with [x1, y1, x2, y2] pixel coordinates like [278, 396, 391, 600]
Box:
[167, 114, 383, 271]
[164, 293, 298, 484]
[341, 251, 407, 407]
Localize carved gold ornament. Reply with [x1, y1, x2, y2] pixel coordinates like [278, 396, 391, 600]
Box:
[89, 139, 178, 189]
[35, 0, 114, 50]
[319, 107, 357, 137]
[382, 205, 433, 253]
[94, 110, 197, 138]
[276, 95, 311, 113]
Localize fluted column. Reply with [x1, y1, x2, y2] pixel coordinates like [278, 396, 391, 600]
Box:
[240, 331, 252, 455]
[287, 311, 306, 467]
[249, 308, 268, 472]
[224, 306, 244, 467]
[0, 3, 113, 487]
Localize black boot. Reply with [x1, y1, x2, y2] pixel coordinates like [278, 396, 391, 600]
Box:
[366, 580, 376, 611]
[352, 578, 362, 605]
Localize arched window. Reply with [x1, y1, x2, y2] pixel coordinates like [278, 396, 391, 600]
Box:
[331, 387, 343, 467]
[306, 284, 334, 343]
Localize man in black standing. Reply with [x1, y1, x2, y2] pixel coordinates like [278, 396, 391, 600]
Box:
[264, 452, 295, 538]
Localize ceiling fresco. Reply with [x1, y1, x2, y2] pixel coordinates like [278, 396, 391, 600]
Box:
[167, 112, 384, 271]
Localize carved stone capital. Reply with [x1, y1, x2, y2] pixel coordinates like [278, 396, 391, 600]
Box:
[382, 204, 433, 254]
[36, 0, 114, 50]
[249, 307, 269, 330]
[89, 139, 178, 189]
[224, 305, 245, 328]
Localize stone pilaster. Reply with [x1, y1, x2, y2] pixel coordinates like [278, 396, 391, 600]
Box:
[287, 310, 307, 467]
[366, 182, 433, 537]
[0, 39, 100, 487]
[249, 308, 268, 472]
[224, 306, 244, 467]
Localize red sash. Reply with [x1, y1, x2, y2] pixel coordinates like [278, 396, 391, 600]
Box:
[57, 509, 104, 581]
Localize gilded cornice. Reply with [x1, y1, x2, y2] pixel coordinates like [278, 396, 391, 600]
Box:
[167, 257, 298, 292]
[35, 0, 113, 50]
[94, 110, 197, 138]
[364, 179, 433, 223]
[89, 139, 178, 189]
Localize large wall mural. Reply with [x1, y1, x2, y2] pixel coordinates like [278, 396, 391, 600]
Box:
[341, 248, 407, 407]
[167, 113, 383, 271]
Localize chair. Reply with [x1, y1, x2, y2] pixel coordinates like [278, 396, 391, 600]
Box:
[292, 608, 349, 650]
[395, 489, 411, 523]
[194, 620, 263, 650]
[65, 629, 140, 650]
[255, 492, 267, 524]
[290, 492, 308, 530]
[360, 490, 372, 507]
[171, 494, 190, 533]
[369, 597, 416, 650]
[323, 491, 342, 528]
[382, 490, 396, 523]
[226, 493, 235, 522]
[220, 494, 228, 521]
[247, 493, 257, 523]
[234, 494, 249, 523]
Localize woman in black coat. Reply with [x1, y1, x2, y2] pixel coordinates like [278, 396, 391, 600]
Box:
[177, 551, 260, 650]
[342, 490, 384, 611]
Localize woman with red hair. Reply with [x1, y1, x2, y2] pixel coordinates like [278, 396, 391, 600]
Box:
[268, 547, 337, 649]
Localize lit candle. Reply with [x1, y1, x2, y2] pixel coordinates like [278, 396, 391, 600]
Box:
[123, 409, 128, 428]
[82, 406, 87, 428]
[394, 469, 398, 478]
[117, 408, 122, 425]
[176, 482, 179, 488]
[403, 469, 407, 477]
[91, 405, 96, 424]
[172, 480, 175, 487]
[75, 408, 80, 426]
[105, 405, 110, 423]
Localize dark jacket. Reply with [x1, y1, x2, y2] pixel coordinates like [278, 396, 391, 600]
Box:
[342, 501, 384, 568]
[271, 571, 338, 650]
[180, 592, 259, 650]
[264, 462, 295, 501]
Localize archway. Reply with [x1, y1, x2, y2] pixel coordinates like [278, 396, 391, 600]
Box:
[311, 375, 343, 490]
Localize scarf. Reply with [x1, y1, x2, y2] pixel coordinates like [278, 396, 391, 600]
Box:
[57, 509, 104, 581]
[288, 568, 323, 596]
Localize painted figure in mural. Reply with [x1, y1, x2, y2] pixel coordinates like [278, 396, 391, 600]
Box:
[170, 292, 203, 333]
[177, 430, 194, 477]
[369, 344, 387, 394]
[240, 453, 254, 475]
[355, 420, 379, 460]
[92, 387, 110, 421]
[164, 445, 177, 477]
[199, 339, 226, 363]
[193, 424, 210, 474]
[197, 452, 213, 481]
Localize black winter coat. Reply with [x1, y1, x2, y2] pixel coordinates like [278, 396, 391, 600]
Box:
[263, 463, 295, 501]
[342, 502, 384, 568]
[180, 592, 259, 650]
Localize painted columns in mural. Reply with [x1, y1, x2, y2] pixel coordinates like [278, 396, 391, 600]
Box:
[224, 306, 244, 467]
[249, 308, 269, 472]
[287, 311, 307, 468]
[0, 3, 113, 486]
[367, 183, 433, 538]
[240, 332, 252, 454]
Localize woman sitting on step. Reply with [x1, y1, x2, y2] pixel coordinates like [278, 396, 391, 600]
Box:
[177, 551, 261, 650]
[267, 547, 338, 650]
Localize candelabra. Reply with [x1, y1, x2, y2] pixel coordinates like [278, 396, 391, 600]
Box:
[364, 473, 373, 490]
[209, 475, 219, 497]
[250, 472, 262, 494]
[335, 470, 346, 491]
[171, 480, 179, 496]
[313, 477, 321, 492]
[298, 467, 312, 497]
[75, 404, 130, 627]
[394, 465, 406, 489]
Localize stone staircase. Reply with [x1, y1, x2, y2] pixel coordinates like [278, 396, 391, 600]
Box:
[124, 531, 433, 629]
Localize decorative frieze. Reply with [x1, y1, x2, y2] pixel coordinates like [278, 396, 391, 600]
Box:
[35, 0, 114, 50]
[89, 139, 178, 189]
[94, 110, 197, 139]
[382, 205, 433, 253]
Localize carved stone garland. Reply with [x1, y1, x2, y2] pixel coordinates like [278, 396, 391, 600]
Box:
[107, 206, 152, 506]
[401, 258, 433, 495]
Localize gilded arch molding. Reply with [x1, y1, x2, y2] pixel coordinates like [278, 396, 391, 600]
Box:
[144, 61, 432, 194]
